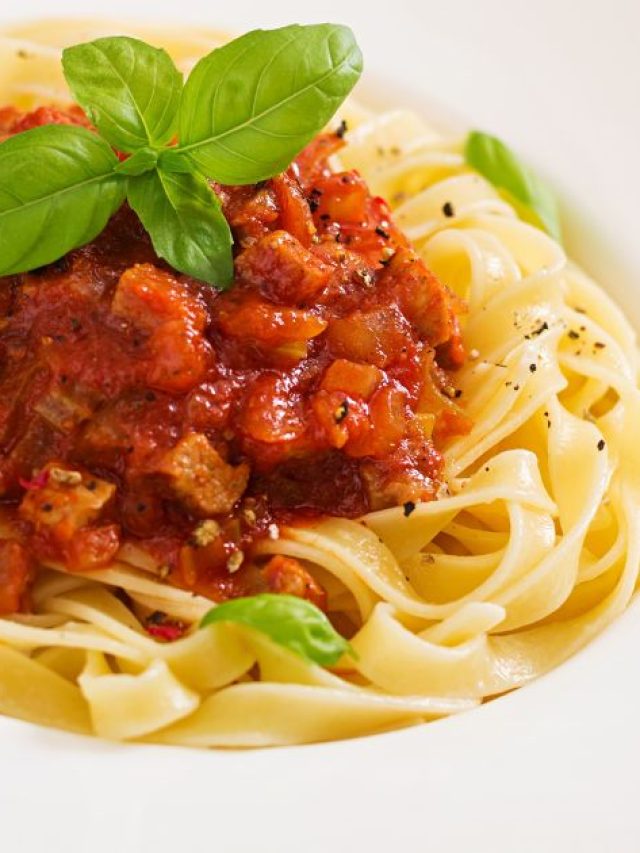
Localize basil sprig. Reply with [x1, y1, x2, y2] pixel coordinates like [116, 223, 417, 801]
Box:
[201, 594, 354, 667]
[464, 130, 562, 242]
[0, 24, 362, 286]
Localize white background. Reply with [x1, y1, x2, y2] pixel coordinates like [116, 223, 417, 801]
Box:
[0, 2, 639, 851]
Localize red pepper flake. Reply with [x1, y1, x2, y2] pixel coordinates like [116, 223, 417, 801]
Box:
[19, 469, 50, 491]
[145, 611, 187, 642]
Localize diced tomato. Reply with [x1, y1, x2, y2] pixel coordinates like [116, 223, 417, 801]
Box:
[272, 170, 316, 246]
[9, 105, 90, 133]
[239, 374, 307, 444]
[312, 171, 370, 223]
[320, 359, 382, 399]
[62, 524, 121, 571]
[216, 295, 328, 347]
[113, 264, 207, 332]
[0, 541, 34, 614]
[293, 132, 345, 189]
[346, 385, 408, 458]
[264, 555, 327, 610]
[147, 320, 210, 393]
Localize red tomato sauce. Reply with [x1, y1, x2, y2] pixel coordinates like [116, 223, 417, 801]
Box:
[0, 105, 471, 614]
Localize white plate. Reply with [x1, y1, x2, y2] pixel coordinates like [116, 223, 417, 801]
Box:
[0, 2, 639, 851]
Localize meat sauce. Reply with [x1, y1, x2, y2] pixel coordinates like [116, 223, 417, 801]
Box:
[0, 105, 471, 615]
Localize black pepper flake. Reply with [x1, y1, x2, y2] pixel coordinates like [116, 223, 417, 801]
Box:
[334, 401, 349, 423]
[309, 197, 320, 213]
[147, 610, 166, 625]
[454, 389, 463, 399]
[597, 439, 606, 451]
[375, 226, 390, 239]
[85, 481, 97, 491]
[526, 321, 549, 340]
[145, 391, 156, 402]
[17, 49, 28, 59]
[403, 501, 416, 517]
[319, 213, 331, 221]
[529, 363, 537, 373]
[335, 119, 348, 139]
[41, 502, 53, 512]
[442, 201, 455, 218]
[568, 330, 580, 340]
[513, 384, 521, 391]
[340, 175, 351, 185]
[594, 341, 606, 349]
[135, 502, 147, 513]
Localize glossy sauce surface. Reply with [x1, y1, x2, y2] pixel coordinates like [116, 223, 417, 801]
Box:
[0, 106, 470, 613]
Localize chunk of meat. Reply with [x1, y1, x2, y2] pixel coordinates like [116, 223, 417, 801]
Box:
[377, 248, 462, 348]
[327, 306, 413, 368]
[264, 555, 327, 611]
[235, 230, 332, 304]
[19, 463, 116, 538]
[33, 382, 95, 433]
[0, 540, 34, 614]
[156, 433, 250, 517]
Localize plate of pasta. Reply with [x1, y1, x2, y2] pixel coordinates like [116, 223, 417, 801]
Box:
[0, 4, 639, 851]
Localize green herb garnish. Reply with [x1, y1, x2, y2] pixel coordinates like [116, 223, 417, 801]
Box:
[464, 130, 562, 242]
[0, 24, 362, 286]
[200, 593, 354, 667]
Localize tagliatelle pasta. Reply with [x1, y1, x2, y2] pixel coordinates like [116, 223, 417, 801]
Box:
[0, 19, 638, 748]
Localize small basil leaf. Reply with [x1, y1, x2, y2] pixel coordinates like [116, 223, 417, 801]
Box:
[157, 148, 198, 175]
[200, 594, 353, 667]
[62, 36, 183, 152]
[0, 125, 126, 276]
[464, 130, 562, 242]
[177, 24, 362, 184]
[127, 167, 233, 287]
[115, 147, 159, 176]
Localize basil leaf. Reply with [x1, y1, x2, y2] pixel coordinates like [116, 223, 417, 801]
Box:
[128, 167, 233, 287]
[115, 147, 159, 176]
[177, 24, 362, 184]
[465, 130, 561, 242]
[0, 125, 125, 276]
[200, 594, 353, 666]
[62, 36, 182, 152]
